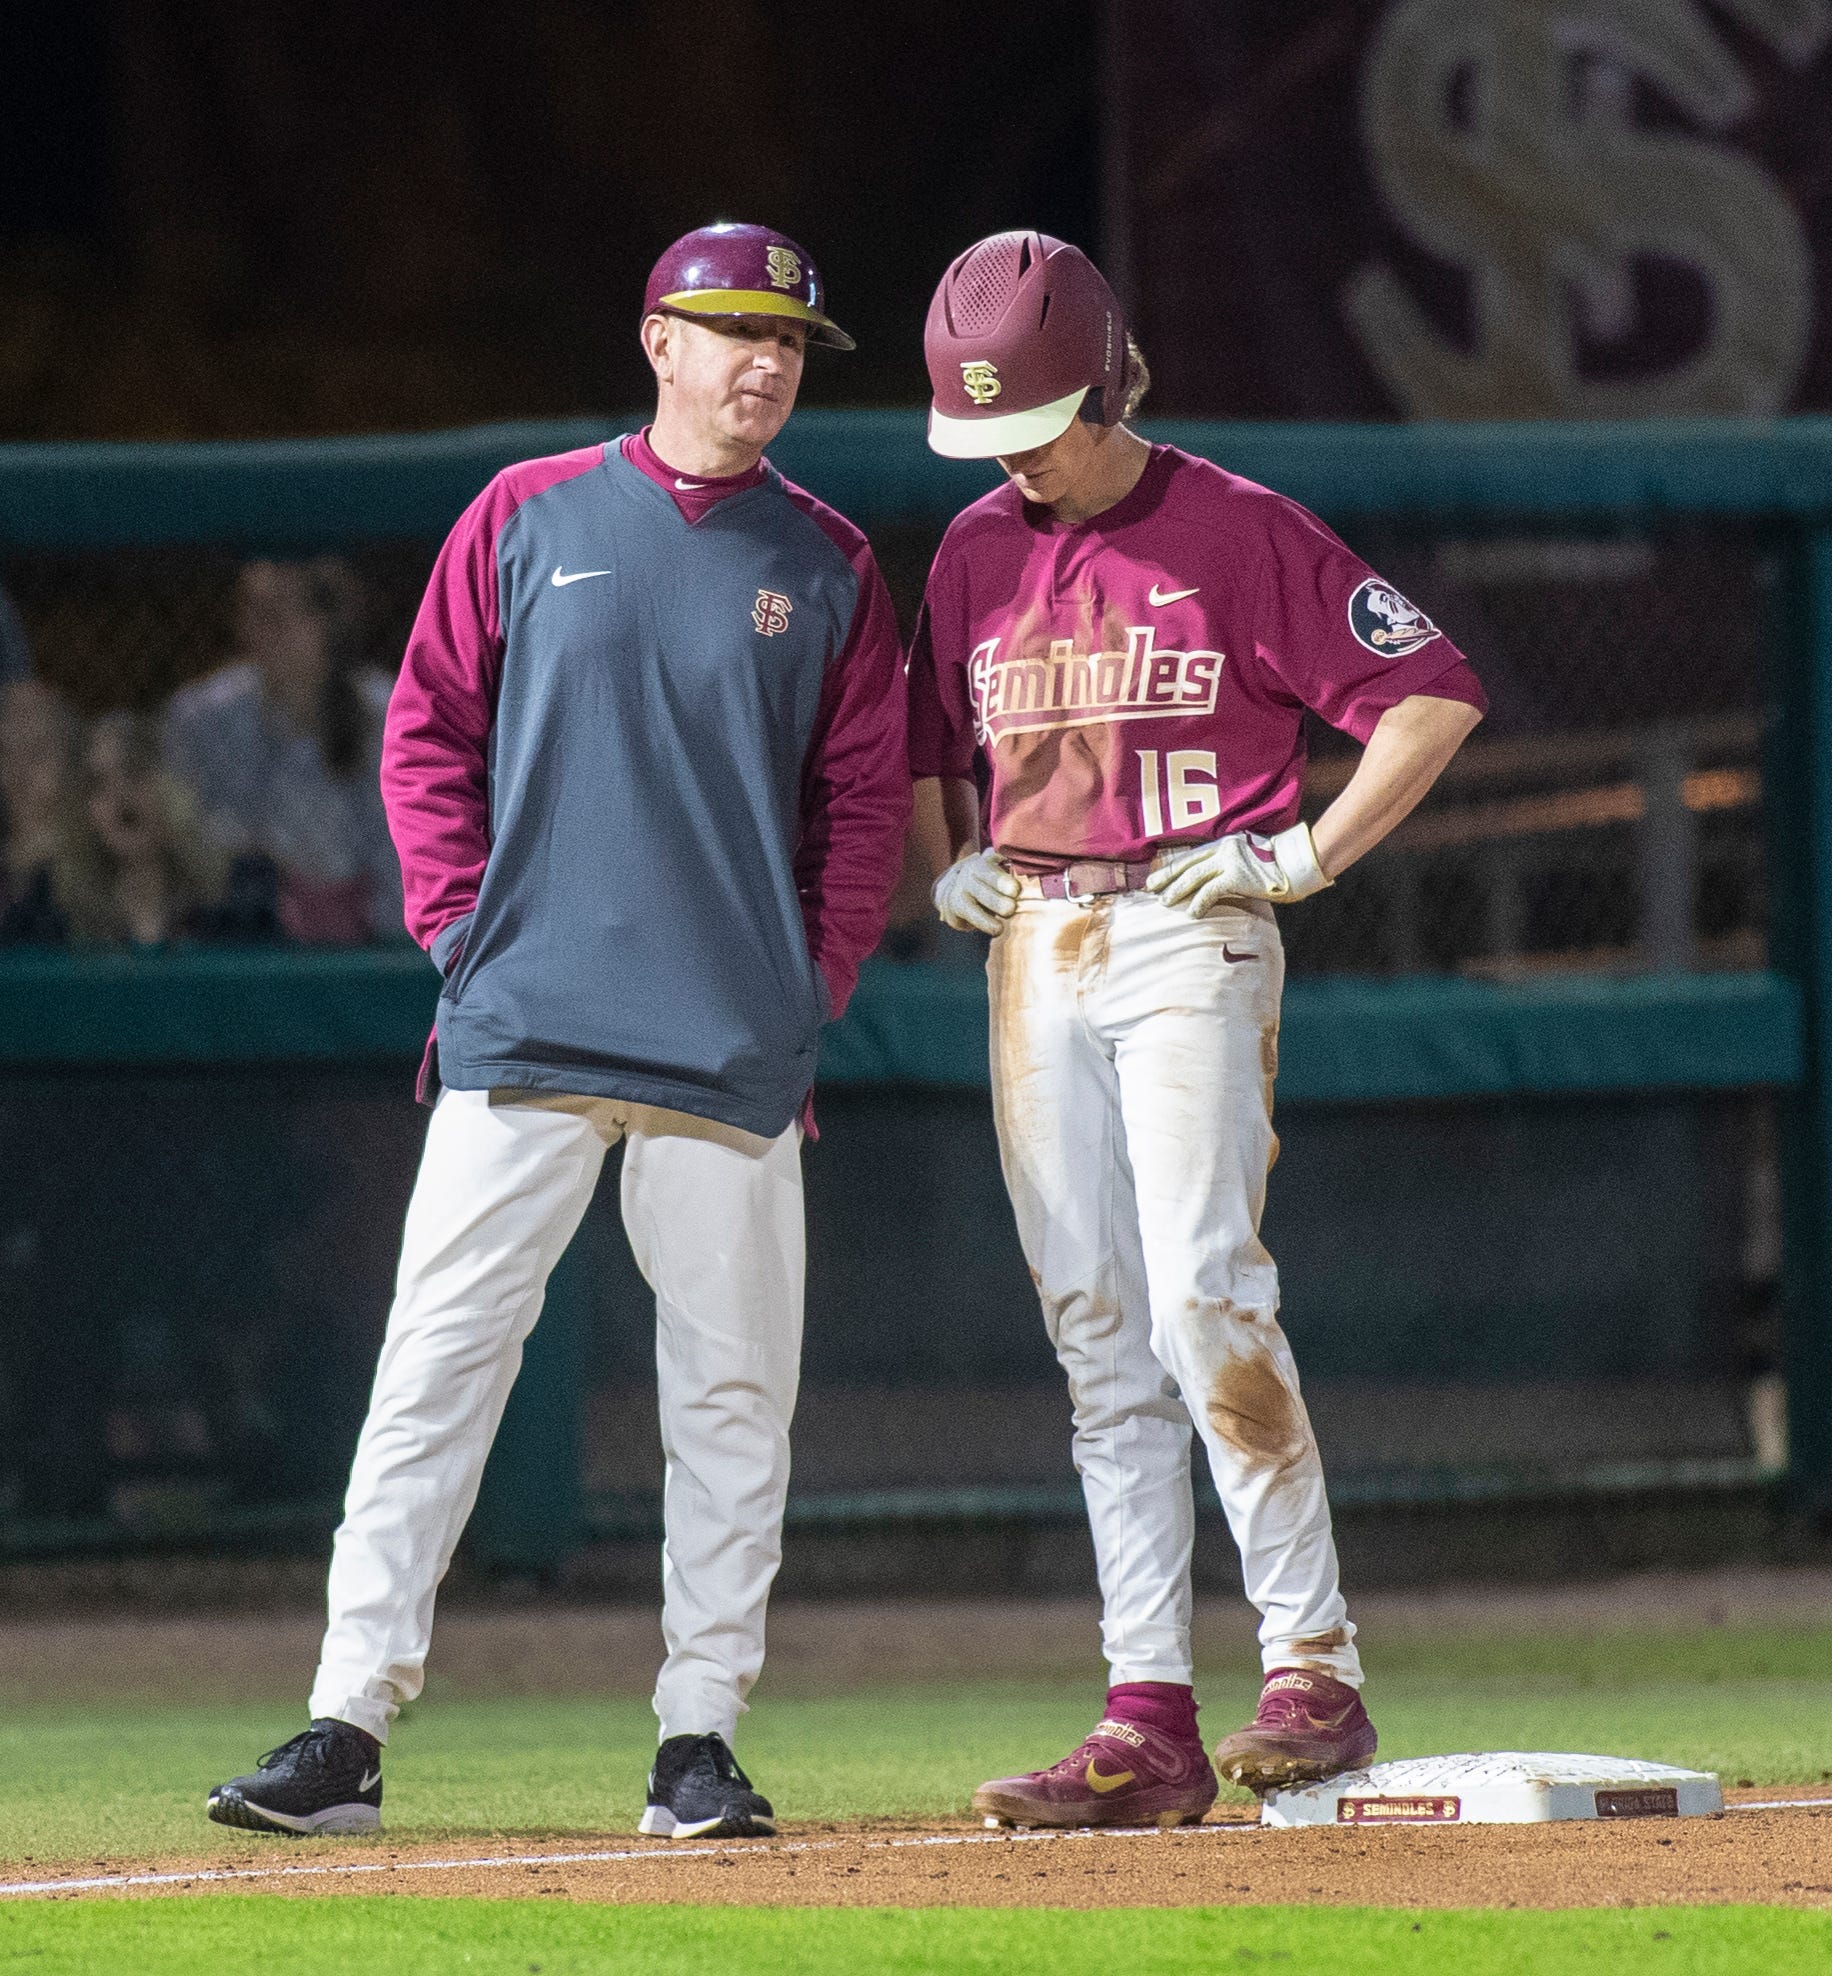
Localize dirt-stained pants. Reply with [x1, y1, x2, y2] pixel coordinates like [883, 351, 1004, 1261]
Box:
[310, 1086, 804, 1746]
[988, 887, 1361, 1689]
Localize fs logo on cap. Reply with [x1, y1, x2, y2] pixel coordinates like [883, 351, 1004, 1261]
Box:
[765, 246, 802, 291]
[753, 589, 794, 636]
[1348, 577, 1441, 657]
[959, 360, 1002, 406]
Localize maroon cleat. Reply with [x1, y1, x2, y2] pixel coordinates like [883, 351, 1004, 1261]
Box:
[1212, 1668, 1377, 1793]
[972, 1716, 1219, 1830]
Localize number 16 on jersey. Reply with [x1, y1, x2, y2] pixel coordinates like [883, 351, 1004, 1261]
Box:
[1138, 749, 1222, 836]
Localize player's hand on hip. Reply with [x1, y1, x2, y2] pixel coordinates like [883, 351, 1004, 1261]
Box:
[1146, 823, 1331, 918]
[934, 848, 1020, 935]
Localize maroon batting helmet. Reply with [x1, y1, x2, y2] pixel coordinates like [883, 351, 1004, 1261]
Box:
[924, 232, 1126, 458]
[644, 222, 855, 351]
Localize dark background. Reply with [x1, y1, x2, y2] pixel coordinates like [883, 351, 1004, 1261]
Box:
[0, 0, 1100, 439]
[6, 1, 1826, 438]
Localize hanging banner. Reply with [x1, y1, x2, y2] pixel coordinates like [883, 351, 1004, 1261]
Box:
[1112, 0, 1832, 417]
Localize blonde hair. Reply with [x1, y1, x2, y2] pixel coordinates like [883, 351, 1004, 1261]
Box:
[51, 712, 228, 944]
[1122, 333, 1151, 421]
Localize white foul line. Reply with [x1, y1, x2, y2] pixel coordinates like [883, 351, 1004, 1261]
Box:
[2, 1798, 1827, 1902]
[0, 1821, 1241, 1901]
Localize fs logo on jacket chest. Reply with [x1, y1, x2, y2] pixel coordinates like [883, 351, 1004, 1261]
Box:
[753, 589, 794, 637]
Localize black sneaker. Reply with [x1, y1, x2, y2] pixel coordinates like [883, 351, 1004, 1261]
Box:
[207, 1718, 384, 1836]
[639, 1732, 775, 1839]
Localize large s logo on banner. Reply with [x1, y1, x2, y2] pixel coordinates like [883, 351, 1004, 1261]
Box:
[1344, 0, 1831, 417]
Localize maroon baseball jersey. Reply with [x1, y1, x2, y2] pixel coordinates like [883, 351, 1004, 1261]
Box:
[907, 444, 1484, 872]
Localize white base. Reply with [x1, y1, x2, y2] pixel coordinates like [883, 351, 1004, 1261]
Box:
[1261, 1753, 1723, 1827]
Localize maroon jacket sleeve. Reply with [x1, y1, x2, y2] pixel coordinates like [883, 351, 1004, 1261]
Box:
[381, 476, 514, 970]
[382, 449, 602, 971]
[906, 521, 984, 781]
[786, 506, 911, 1020]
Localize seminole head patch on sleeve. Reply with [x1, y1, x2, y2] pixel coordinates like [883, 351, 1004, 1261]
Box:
[1348, 577, 1441, 656]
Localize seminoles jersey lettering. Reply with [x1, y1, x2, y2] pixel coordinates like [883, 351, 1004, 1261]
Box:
[906, 445, 1485, 872]
[969, 623, 1224, 742]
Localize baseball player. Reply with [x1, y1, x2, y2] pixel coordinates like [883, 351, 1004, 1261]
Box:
[209, 224, 909, 1841]
[908, 233, 1484, 1827]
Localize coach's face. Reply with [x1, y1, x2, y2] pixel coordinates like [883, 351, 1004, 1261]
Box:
[645, 312, 806, 451]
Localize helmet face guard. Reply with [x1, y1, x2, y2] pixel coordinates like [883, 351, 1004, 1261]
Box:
[924, 232, 1127, 458]
[644, 223, 855, 351]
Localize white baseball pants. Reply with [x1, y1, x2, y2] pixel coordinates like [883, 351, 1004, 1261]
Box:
[309, 1086, 804, 1746]
[988, 888, 1361, 1690]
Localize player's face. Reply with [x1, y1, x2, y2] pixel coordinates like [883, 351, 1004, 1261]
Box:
[656, 314, 807, 449]
[997, 417, 1100, 506]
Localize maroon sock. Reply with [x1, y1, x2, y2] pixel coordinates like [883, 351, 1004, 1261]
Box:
[1105, 1681, 1200, 1746]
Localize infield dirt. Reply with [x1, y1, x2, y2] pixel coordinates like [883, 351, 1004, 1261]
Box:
[12, 1794, 1832, 1910]
[6, 1572, 1832, 1910]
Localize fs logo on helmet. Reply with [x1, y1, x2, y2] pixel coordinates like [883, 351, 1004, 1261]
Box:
[765, 246, 802, 291]
[1348, 577, 1441, 657]
[960, 360, 1002, 406]
[753, 589, 794, 636]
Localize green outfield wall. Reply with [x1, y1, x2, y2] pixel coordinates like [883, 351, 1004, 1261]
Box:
[3, 411, 1832, 548]
[0, 948, 1803, 1101]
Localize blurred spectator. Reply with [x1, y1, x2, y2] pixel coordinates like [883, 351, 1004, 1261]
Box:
[0, 584, 30, 689]
[1, 678, 79, 916]
[162, 556, 404, 943]
[0, 711, 275, 945]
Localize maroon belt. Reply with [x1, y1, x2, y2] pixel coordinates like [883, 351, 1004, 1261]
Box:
[1036, 859, 1156, 900]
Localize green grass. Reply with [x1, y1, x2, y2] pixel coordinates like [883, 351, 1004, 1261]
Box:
[1364, 1622, 1832, 1689]
[1, 1900, 1829, 1975]
[3, 1623, 1832, 1867]
[2, 1626, 1829, 1968]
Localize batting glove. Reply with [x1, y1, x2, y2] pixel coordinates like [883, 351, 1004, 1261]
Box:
[934, 848, 1021, 935]
[1146, 822, 1331, 918]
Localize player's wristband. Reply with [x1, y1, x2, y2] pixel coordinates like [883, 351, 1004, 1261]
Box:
[1269, 822, 1331, 900]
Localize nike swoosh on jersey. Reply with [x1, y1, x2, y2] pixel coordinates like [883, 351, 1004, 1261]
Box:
[674, 477, 707, 490]
[1147, 583, 1200, 606]
[1221, 945, 1258, 963]
[1085, 1761, 1136, 1793]
[551, 567, 614, 587]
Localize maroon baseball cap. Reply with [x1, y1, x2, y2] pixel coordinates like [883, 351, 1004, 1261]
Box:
[924, 232, 1127, 457]
[644, 222, 855, 351]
